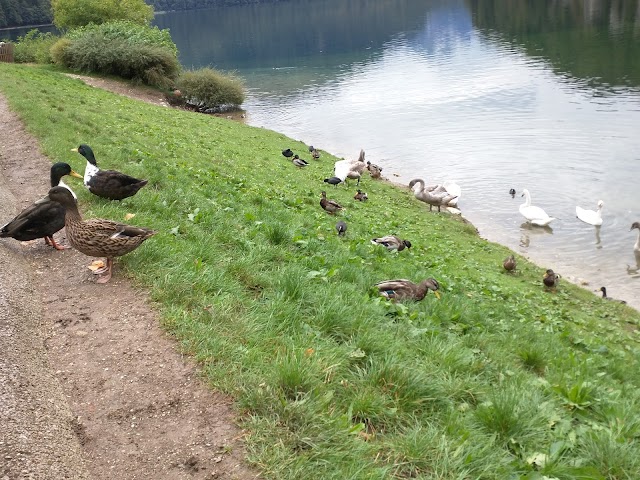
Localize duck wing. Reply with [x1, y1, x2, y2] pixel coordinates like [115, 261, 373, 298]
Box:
[88, 170, 148, 200]
[375, 279, 416, 299]
[0, 200, 65, 241]
[371, 235, 400, 249]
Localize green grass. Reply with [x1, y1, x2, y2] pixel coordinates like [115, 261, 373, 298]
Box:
[2, 63, 640, 479]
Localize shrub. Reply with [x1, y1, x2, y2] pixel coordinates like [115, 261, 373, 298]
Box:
[176, 68, 246, 112]
[13, 30, 60, 64]
[54, 22, 180, 87]
[67, 21, 177, 57]
[52, 0, 153, 30]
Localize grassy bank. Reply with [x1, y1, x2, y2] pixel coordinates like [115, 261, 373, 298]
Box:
[1, 64, 640, 479]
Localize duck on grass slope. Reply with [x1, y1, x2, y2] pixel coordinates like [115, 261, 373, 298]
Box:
[519, 189, 555, 227]
[375, 278, 440, 301]
[73, 144, 148, 200]
[41, 186, 157, 283]
[576, 200, 604, 226]
[371, 235, 411, 251]
[1, 162, 83, 250]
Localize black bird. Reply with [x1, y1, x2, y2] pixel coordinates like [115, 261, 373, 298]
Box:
[509, 188, 516, 197]
[324, 176, 342, 187]
[1, 162, 83, 250]
[336, 220, 347, 236]
[282, 148, 294, 158]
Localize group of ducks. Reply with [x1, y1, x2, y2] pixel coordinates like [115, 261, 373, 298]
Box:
[0, 144, 156, 283]
[282, 146, 441, 302]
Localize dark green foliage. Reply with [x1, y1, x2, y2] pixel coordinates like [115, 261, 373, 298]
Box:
[0, 0, 52, 28]
[13, 29, 59, 63]
[53, 22, 179, 87]
[176, 67, 245, 111]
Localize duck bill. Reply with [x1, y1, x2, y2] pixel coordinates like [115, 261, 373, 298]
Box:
[34, 194, 51, 204]
[433, 291, 441, 299]
[70, 170, 83, 179]
[70, 147, 78, 153]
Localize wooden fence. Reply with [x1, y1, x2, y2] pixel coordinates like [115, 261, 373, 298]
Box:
[0, 43, 15, 63]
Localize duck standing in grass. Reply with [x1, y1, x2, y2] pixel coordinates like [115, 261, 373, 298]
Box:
[336, 220, 347, 236]
[292, 155, 309, 168]
[503, 255, 516, 272]
[371, 235, 411, 251]
[375, 278, 440, 301]
[1, 162, 83, 250]
[320, 191, 343, 214]
[309, 146, 321, 160]
[543, 269, 560, 289]
[354, 189, 368, 201]
[40, 186, 157, 283]
[282, 148, 294, 158]
[73, 144, 148, 200]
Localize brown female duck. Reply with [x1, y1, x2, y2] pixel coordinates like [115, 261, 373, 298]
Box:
[375, 278, 441, 301]
[1, 162, 82, 250]
[73, 144, 148, 200]
[320, 191, 343, 214]
[41, 186, 157, 283]
[503, 255, 516, 272]
[543, 269, 560, 289]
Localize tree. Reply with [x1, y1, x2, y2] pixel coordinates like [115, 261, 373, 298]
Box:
[51, 0, 154, 30]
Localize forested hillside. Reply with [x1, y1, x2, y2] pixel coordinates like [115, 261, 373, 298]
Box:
[0, 0, 51, 28]
[0, 0, 282, 28]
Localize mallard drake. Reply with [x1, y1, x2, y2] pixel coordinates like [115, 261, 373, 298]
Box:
[503, 255, 516, 272]
[408, 178, 459, 212]
[320, 191, 343, 214]
[292, 155, 309, 168]
[1, 162, 83, 250]
[282, 148, 294, 158]
[367, 161, 382, 179]
[371, 235, 411, 251]
[336, 220, 347, 236]
[333, 149, 366, 185]
[599, 286, 627, 304]
[354, 189, 368, 201]
[543, 269, 559, 289]
[73, 144, 148, 201]
[576, 200, 604, 226]
[41, 186, 157, 283]
[375, 278, 440, 301]
[630, 222, 640, 253]
[520, 189, 555, 226]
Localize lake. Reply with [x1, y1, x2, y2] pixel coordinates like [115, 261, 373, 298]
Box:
[4, 0, 640, 307]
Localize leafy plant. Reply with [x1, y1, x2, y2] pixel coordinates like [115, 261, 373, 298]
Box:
[176, 68, 245, 111]
[13, 30, 60, 64]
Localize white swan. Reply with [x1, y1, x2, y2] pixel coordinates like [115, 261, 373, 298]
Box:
[334, 149, 367, 184]
[576, 200, 604, 226]
[408, 178, 459, 211]
[519, 189, 555, 226]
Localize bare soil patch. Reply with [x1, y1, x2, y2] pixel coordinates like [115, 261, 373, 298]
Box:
[0, 90, 257, 479]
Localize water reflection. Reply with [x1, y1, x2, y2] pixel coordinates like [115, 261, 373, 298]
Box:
[519, 223, 554, 248]
[467, 0, 640, 91]
[595, 226, 603, 248]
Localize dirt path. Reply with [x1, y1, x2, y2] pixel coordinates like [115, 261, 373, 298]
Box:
[0, 87, 258, 479]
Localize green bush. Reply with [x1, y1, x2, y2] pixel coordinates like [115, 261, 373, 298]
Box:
[52, 0, 153, 30]
[14, 30, 60, 64]
[54, 22, 180, 87]
[67, 21, 177, 56]
[176, 68, 246, 111]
